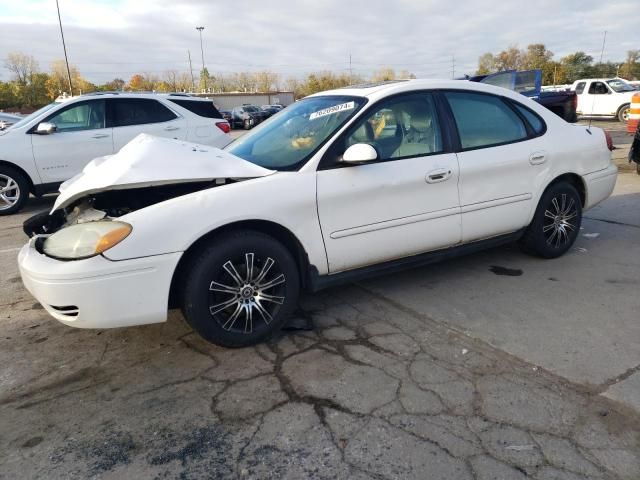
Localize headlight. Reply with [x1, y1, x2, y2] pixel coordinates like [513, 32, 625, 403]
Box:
[43, 221, 132, 260]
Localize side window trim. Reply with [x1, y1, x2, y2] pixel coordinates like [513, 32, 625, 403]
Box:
[441, 89, 536, 153]
[318, 90, 451, 170]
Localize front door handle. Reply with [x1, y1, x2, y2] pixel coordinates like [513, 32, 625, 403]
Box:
[529, 152, 547, 165]
[426, 168, 452, 184]
[164, 126, 180, 131]
[91, 133, 109, 139]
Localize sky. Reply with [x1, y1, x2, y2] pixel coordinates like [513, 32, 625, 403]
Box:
[0, 0, 638, 84]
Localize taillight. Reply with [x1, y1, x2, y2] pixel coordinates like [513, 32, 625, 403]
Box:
[216, 121, 230, 134]
[604, 131, 615, 151]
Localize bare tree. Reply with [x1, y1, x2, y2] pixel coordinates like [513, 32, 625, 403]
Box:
[5, 52, 39, 85]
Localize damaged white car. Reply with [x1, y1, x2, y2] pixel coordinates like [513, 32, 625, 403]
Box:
[19, 80, 617, 347]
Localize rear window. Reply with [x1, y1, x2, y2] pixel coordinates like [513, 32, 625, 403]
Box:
[512, 102, 545, 135]
[111, 99, 177, 127]
[169, 99, 222, 118]
[444, 91, 528, 149]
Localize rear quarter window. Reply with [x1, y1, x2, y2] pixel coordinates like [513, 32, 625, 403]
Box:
[169, 99, 222, 119]
[512, 102, 546, 135]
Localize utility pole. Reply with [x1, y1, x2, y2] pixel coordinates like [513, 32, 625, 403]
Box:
[349, 53, 353, 84]
[188, 50, 195, 92]
[196, 26, 206, 92]
[451, 55, 455, 79]
[55, 0, 73, 96]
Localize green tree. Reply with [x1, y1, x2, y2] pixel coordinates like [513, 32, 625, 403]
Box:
[477, 52, 496, 75]
[559, 52, 593, 83]
[620, 50, 640, 80]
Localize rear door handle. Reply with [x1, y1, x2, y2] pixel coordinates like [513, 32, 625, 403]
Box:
[164, 126, 180, 131]
[91, 133, 109, 139]
[529, 152, 547, 165]
[426, 168, 452, 183]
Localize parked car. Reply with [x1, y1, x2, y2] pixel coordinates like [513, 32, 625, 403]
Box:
[19, 79, 617, 347]
[0, 92, 231, 215]
[570, 78, 636, 122]
[470, 70, 577, 122]
[219, 109, 233, 125]
[0, 112, 23, 130]
[230, 105, 269, 129]
[261, 104, 284, 112]
[260, 106, 281, 118]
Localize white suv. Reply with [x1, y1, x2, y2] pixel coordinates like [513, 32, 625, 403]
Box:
[0, 92, 231, 215]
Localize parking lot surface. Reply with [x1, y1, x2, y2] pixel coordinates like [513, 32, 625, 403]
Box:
[1, 120, 639, 479]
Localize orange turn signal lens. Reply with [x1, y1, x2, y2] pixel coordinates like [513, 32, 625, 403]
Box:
[95, 224, 132, 254]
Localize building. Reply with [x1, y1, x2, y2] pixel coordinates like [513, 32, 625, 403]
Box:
[192, 91, 295, 110]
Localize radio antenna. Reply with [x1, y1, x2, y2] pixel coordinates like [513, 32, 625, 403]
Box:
[588, 30, 607, 131]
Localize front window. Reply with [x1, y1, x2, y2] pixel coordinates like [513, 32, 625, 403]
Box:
[606, 79, 636, 93]
[10, 102, 61, 130]
[47, 100, 106, 132]
[343, 93, 443, 160]
[225, 95, 366, 170]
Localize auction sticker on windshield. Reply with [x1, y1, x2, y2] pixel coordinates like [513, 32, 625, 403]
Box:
[310, 101, 355, 120]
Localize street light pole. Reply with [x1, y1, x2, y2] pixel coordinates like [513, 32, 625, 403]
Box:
[55, 0, 73, 96]
[196, 26, 206, 92]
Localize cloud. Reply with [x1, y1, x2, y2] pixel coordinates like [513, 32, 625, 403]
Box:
[0, 0, 637, 83]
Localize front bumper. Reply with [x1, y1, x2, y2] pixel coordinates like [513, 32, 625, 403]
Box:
[584, 163, 618, 210]
[18, 241, 182, 329]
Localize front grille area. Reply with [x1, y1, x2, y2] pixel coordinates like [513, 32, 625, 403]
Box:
[49, 305, 79, 318]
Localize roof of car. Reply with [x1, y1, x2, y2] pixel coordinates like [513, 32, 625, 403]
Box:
[311, 78, 509, 98]
[77, 92, 212, 101]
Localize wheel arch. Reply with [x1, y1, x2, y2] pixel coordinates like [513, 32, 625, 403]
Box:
[545, 172, 586, 207]
[0, 160, 35, 194]
[168, 219, 312, 308]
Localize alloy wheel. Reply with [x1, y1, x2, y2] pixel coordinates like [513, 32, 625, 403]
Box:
[543, 193, 577, 248]
[208, 253, 286, 334]
[0, 174, 20, 211]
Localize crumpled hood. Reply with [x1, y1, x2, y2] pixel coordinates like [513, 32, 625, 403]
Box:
[51, 134, 275, 212]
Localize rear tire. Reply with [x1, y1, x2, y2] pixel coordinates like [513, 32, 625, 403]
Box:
[0, 165, 30, 216]
[181, 230, 300, 347]
[519, 182, 582, 259]
[618, 104, 630, 123]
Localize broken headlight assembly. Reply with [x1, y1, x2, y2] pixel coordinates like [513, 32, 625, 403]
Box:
[42, 221, 132, 260]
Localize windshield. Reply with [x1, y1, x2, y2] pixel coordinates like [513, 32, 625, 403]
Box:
[225, 95, 366, 170]
[606, 79, 635, 93]
[243, 106, 259, 112]
[8, 102, 61, 130]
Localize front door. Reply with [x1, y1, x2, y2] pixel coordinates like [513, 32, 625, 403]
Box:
[316, 92, 461, 273]
[31, 99, 113, 183]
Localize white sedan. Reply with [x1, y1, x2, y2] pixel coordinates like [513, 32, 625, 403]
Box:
[18, 79, 617, 347]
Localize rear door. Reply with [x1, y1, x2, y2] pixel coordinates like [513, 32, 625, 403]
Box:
[109, 98, 186, 151]
[443, 90, 547, 242]
[167, 98, 230, 147]
[31, 99, 113, 182]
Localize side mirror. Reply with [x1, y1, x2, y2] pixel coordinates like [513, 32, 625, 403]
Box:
[342, 143, 378, 164]
[36, 122, 56, 135]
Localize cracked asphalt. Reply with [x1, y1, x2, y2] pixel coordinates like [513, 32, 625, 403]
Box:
[1, 120, 639, 479]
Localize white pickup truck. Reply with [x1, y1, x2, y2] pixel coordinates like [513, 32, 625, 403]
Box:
[570, 78, 637, 122]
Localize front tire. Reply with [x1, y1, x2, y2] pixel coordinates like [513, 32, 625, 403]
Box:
[519, 182, 582, 259]
[181, 230, 300, 347]
[618, 104, 630, 123]
[0, 166, 30, 216]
